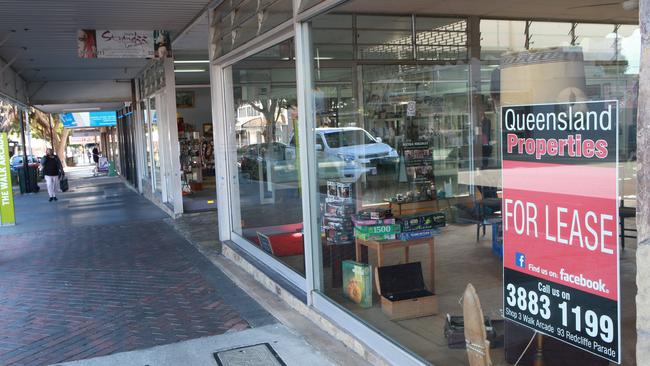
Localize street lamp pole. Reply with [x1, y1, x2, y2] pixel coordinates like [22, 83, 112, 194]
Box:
[19, 109, 31, 193]
[48, 114, 55, 150]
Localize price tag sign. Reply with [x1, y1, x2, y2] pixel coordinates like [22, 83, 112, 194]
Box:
[406, 101, 416, 117]
[501, 100, 620, 363]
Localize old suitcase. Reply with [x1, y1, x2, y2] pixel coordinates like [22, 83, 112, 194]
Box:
[375, 262, 438, 320]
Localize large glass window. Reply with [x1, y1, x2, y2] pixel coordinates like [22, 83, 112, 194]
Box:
[211, 0, 293, 59]
[481, 20, 527, 61]
[143, 100, 152, 180]
[308, 9, 639, 366]
[228, 38, 305, 276]
[149, 97, 161, 193]
[528, 21, 572, 49]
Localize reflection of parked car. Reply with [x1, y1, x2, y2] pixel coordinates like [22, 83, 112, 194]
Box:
[10, 155, 41, 172]
[10, 154, 42, 181]
[316, 126, 398, 162]
[238, 142, 288, 181]
[287, 127, 398, 181]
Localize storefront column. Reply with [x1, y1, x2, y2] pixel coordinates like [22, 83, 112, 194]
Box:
[162, 58, 183, 215]
[637, 0, 650, 362]
[208, 9, 234, 241]
[295, 21, 322, 299]
[468, 16, 481, 190]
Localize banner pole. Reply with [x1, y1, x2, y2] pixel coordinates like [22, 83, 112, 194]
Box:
[19, 109, 31, 193]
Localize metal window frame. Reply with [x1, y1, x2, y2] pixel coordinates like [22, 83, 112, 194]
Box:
[209, 5, 461, 365]
[210, 15, 308, 291]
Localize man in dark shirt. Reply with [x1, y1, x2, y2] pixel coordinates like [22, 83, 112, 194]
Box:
[92, 147, 99, 165]
[41, 148, 64, 201]
[480, 112, 492, 170]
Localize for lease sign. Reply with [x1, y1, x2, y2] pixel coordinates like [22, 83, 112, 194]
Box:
[501, 100, 619, 363]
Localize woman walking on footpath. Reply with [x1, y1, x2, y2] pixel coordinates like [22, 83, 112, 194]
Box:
[41, 148, 64, 202]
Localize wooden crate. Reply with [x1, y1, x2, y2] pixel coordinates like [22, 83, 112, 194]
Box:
[375, 263, 438, 320]
[379, 293, 438, 320]
[389, 200, 438, 217]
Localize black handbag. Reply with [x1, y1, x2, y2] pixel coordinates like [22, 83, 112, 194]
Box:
[60, 177, 69, 192]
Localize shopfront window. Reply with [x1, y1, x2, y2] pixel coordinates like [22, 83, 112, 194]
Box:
[149, 97, 161, 193]
[143, 100, 152, 180]
[528, 21, 572, 49]
[480, 20, 527, 61]
[227, 38, 305, 276]
[308, 7, 638, 365]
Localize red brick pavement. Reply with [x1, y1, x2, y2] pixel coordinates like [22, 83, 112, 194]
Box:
[0, 221, 272, 366]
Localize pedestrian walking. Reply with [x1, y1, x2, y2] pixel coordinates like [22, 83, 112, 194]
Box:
[92, 147, 99, 165]
[41, 148, 64, 202]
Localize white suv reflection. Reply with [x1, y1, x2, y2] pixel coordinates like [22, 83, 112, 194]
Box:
[287, 127, 399, 182]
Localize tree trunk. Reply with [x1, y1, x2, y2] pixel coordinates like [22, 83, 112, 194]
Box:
[55, 128, 70, 167]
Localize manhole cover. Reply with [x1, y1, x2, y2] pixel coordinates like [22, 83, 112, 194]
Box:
[214, 343, 286, 366]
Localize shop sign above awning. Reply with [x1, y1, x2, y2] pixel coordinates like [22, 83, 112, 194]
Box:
[60, 111, 117, 128]
[78, 30, 171, 59]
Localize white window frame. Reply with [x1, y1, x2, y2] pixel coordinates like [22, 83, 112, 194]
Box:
[210, 17, 307, 291]
[208, 1, 436, 364]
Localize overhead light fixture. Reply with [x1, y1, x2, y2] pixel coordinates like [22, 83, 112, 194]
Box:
[174, 60, 210, 64]
[314, 57, 333, 60]
[62, 107, 101, 112]
[174, 69, 206, 73]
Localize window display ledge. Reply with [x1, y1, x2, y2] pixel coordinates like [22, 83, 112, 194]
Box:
[222, 241, 308, 304]
[221, 241, 392, 366]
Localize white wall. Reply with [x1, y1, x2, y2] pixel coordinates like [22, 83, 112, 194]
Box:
[176, 87, 212, 134]
[30, 80, 131, 105]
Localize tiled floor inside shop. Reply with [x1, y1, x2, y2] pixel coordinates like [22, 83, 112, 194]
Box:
[182, 177, 217, 212]
[285, 220, 636, 366]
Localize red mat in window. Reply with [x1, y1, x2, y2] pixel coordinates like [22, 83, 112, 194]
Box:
[258, 232, 304, 257]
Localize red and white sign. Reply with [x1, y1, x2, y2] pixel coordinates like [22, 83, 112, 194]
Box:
[502, 100, 619, 363]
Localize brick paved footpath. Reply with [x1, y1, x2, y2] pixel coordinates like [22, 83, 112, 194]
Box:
[0, 177, 274, 366]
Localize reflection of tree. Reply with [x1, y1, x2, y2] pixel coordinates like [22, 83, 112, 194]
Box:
[0, 103, 70, 164]
[240, 96, 293, 143]
[29, 109, 70, 166]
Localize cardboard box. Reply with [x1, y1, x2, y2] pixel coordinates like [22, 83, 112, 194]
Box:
[398, 229, 438, 241]
[326, 228, 355, 245]
[431, 211, 446, 228]
[351, 216, 396, 226]
[354, 231, 396, 241]
[399, 213, 436, 232]
[375, 262, 438, 320]
[354, 223, 400, 241]
[389, 200, 438, 217]
[354, 224, 400, 235]
[324, 202, 356, 217]
[342, 260, 372, 308]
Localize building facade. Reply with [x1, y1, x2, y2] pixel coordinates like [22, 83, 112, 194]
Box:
[112, 0, 648, 364]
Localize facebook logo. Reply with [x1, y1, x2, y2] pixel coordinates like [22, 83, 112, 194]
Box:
[515, 253, 526, 269]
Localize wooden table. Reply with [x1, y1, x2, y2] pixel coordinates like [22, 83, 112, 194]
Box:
[355, 236, 435, 292]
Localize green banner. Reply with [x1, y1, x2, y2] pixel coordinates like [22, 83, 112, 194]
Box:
[0, 132, 15, 225]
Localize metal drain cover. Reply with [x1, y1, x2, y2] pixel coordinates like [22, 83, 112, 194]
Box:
[214, 343, 286, 366]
